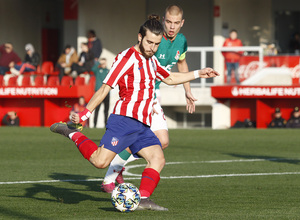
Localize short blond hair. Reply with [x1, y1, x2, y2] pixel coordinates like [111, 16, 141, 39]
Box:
[165, 5, 183, 18]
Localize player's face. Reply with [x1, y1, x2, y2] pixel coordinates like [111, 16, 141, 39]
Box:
[163, 11, 184, 41]
[138, 31, 162, 59]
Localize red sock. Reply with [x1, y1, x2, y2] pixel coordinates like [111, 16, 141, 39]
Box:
[71, 132, 98, 160]
[139, 168, 160, 198]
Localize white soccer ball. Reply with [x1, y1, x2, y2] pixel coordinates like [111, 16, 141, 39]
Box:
[111, 183, 141, 212]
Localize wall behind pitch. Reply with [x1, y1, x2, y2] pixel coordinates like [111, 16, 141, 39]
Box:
[0, 0, 63, 61]
[78, 0, 146, 55]
[219, 0, 272, 46]
[77, 0, 213, 71]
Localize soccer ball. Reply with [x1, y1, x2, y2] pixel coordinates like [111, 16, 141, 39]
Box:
[111, 183, 141, 212]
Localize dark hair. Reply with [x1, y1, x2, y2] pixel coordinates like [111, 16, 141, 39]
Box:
[230, 29, 238, 34]
[139, 14, 164, 38]
[88, 30, 96, 37]
[64, 44, 71, 50]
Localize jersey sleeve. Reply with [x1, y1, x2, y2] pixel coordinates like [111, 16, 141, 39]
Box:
[179, 34, 188, 61]
[179, 52, 186, 61]
[154, 57, 170, 81]
[103, 49, 134, 88]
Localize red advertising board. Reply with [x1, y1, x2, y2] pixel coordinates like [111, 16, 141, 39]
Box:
[226, 55, 300, 84]
[211, 85, 300, 128]
[0, 85, 93, 127]
[212, 85, 300, 99]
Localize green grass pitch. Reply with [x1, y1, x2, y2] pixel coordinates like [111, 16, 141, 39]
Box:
[1, 127, 300, 219]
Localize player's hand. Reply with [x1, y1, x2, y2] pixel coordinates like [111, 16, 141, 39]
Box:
[185, 91, 197, 114]
[152, 101, 159, 115]
[71, 112, 80, 124]
[198, 68, 220, 78]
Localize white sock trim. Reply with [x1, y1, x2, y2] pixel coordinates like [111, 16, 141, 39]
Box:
[68, 132, 76, 139]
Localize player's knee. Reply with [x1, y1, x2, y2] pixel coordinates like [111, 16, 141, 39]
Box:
[92, 160, 109, 169]
[160, 138, 169, 150]
[161, 140, 169, 150]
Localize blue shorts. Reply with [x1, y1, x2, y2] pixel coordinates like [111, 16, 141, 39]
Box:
[100, 114, 161, 157]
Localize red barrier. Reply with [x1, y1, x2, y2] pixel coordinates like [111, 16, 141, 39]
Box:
[0, 85, 94, 127]
[212, 85, 300, 128]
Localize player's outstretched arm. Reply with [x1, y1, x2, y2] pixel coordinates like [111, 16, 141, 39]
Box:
[177, 58, 197, 114]
[162, 68, 219, 86]
[71, 83, 112, 124]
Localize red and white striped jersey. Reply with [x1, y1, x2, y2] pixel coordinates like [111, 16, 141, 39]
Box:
[103, 46, 170, 126]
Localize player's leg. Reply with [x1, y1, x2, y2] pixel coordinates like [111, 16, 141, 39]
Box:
[50, 118, 126, 170]
[129, 126, 168, 211]
[88, 145, 118, 169]
[102, 100, 169, 192]
[153, 129, 169, 149]
[101, 148, 131, 193]
[50, 122, 101, 166]
[135, 145, 168, 211]
[151, 100, 169, 149]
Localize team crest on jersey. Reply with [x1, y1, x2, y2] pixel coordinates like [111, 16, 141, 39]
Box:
[175, 50, 180, 60]
[158, 54, 165, 59]
[111, 137, 119, 146]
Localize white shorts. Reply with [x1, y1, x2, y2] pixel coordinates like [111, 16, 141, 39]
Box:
[150, 99, 168, 132]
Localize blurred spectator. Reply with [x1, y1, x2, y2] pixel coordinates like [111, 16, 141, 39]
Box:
[91, 58, 110, 128]
[2, 111, 20, 126]
[286, 107, 300, 128]
[289, 32, 300, 54]
[70, 96, 88, 127]
[10, 43, 40, 74]
[222, 29, 243, 84]
[232, 118, 255, 128]
[268, 107, 287, 128]
[87, 30, 102, 61]
[4, 43, 40, 85]
[57, 45, 78, 82]
[71, 42, 94, 83]
[0, 43, 21, 75]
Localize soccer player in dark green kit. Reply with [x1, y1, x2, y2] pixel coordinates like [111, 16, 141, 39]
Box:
[101, 5, 198, 194]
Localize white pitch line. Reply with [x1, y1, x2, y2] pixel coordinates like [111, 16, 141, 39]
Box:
[0, 158, 299, 185]
[1, 172, 300, 185]
[123, 158, 300, 176]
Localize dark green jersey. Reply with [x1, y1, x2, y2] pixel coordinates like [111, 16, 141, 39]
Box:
[155, 33, 188, 90]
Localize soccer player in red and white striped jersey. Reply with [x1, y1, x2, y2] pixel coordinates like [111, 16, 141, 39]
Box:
[51, 15, 219, 211]
[103, 46, 169, 126]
